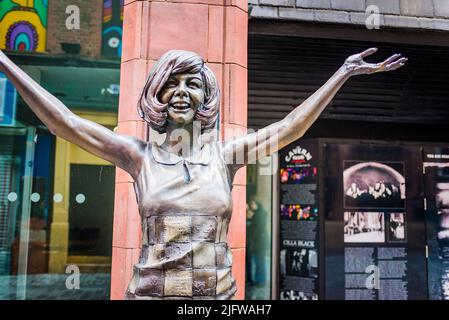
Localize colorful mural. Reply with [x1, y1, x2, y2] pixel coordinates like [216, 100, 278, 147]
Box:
[0, 0, 48, 52]
[102, 0, 124, 58]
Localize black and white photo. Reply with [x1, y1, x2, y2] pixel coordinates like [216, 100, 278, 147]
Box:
[280, 248, 318, 278]
[344, 161, 406, 209]
[436, 182, 449, 243]
[388, 213, 406, 242]
[344, 211, 385, 243]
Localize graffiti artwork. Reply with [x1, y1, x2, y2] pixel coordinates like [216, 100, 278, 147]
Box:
[0, 0, 48, 52]
[102, 0, 124, 58]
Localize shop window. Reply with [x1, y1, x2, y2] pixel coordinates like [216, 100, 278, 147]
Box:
[245, 157, 274, 300]
[0, 0, 120, 297]
[68, 164, 114, 258]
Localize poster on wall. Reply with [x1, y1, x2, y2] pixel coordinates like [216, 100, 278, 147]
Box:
[0, 0, 48, 52]
[343, 161, 406, 210]
[423, 147, 449, 300]
[279, 140, 319, 300]
[324, 143, 427, 300]
[102, 0, 124, 58]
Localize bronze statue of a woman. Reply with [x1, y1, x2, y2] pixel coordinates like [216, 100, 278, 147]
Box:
[0, 48, 406, 300]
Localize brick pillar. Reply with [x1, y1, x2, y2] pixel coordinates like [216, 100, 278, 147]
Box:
[110, 0, 248, 300]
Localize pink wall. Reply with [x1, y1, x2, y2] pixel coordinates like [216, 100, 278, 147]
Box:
[111, 0, 248, 300]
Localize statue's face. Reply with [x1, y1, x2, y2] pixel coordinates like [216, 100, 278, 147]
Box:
[159, 72, 205, 127]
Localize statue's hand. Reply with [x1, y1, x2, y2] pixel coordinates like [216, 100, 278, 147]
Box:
[343, 48, 407, 76]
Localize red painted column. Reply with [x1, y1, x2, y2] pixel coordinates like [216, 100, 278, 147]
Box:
[110, 0, 248, 299]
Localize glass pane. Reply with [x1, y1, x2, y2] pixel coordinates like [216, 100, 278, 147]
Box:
[245, 157, 273, 299]
[0, 0, 123, 300]
[69, 165, 115, 258]
[0, 128, 29, 299]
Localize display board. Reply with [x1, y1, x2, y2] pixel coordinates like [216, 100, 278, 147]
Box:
[278, 140, 319, 300]
[423, 147, 449, 300]
[323, 143, 427, 300]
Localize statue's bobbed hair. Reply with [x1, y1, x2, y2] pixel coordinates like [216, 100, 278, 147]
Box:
[138, 50, 220, 133]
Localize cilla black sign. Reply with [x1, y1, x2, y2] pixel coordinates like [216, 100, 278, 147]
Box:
[279, 140, 320, 300]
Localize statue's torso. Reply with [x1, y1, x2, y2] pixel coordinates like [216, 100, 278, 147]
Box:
[125, 141, 237, 300]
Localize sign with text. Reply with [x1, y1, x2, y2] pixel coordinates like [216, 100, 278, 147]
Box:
[324, 143, 427, 300]
[279, 140, 319, 300]
[423, 147, 449, 300]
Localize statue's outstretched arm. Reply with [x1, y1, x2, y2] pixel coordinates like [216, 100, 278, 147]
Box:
[0, 51, 145, 178]
[224, 48, 407, 166]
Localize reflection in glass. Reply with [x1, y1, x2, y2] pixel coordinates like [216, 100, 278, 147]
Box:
[245, 159, 272, 300]
[0, 0, 123, 300]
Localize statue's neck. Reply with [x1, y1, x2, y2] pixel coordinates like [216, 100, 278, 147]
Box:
[161, 123, 202, 158]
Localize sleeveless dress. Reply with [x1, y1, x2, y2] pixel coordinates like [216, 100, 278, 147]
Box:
[125, 141, 238, 300]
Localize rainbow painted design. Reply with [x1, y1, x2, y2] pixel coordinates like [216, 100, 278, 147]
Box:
[103, 0, 113, 23]
[0, 0, 48, 52]
[6, 21, 38, 51]
[102, 0, 124, 58]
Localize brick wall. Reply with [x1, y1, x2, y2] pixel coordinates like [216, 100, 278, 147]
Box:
[250, 0, 449, 31]
[46, 0, 103, 58]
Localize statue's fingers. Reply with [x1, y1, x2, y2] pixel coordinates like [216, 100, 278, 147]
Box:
[359, 47, 378, 58]
[381, 54, 402, 66]
[385, 57, 408, 71]
[386, 62, 405, 71]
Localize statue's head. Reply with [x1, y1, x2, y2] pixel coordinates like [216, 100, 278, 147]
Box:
[138, 50, 220, 133]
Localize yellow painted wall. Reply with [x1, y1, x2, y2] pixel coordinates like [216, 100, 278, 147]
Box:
[48, 112, 117, 273]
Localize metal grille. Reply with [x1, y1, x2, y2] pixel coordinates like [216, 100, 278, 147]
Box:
[248, 35, 449, 130]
